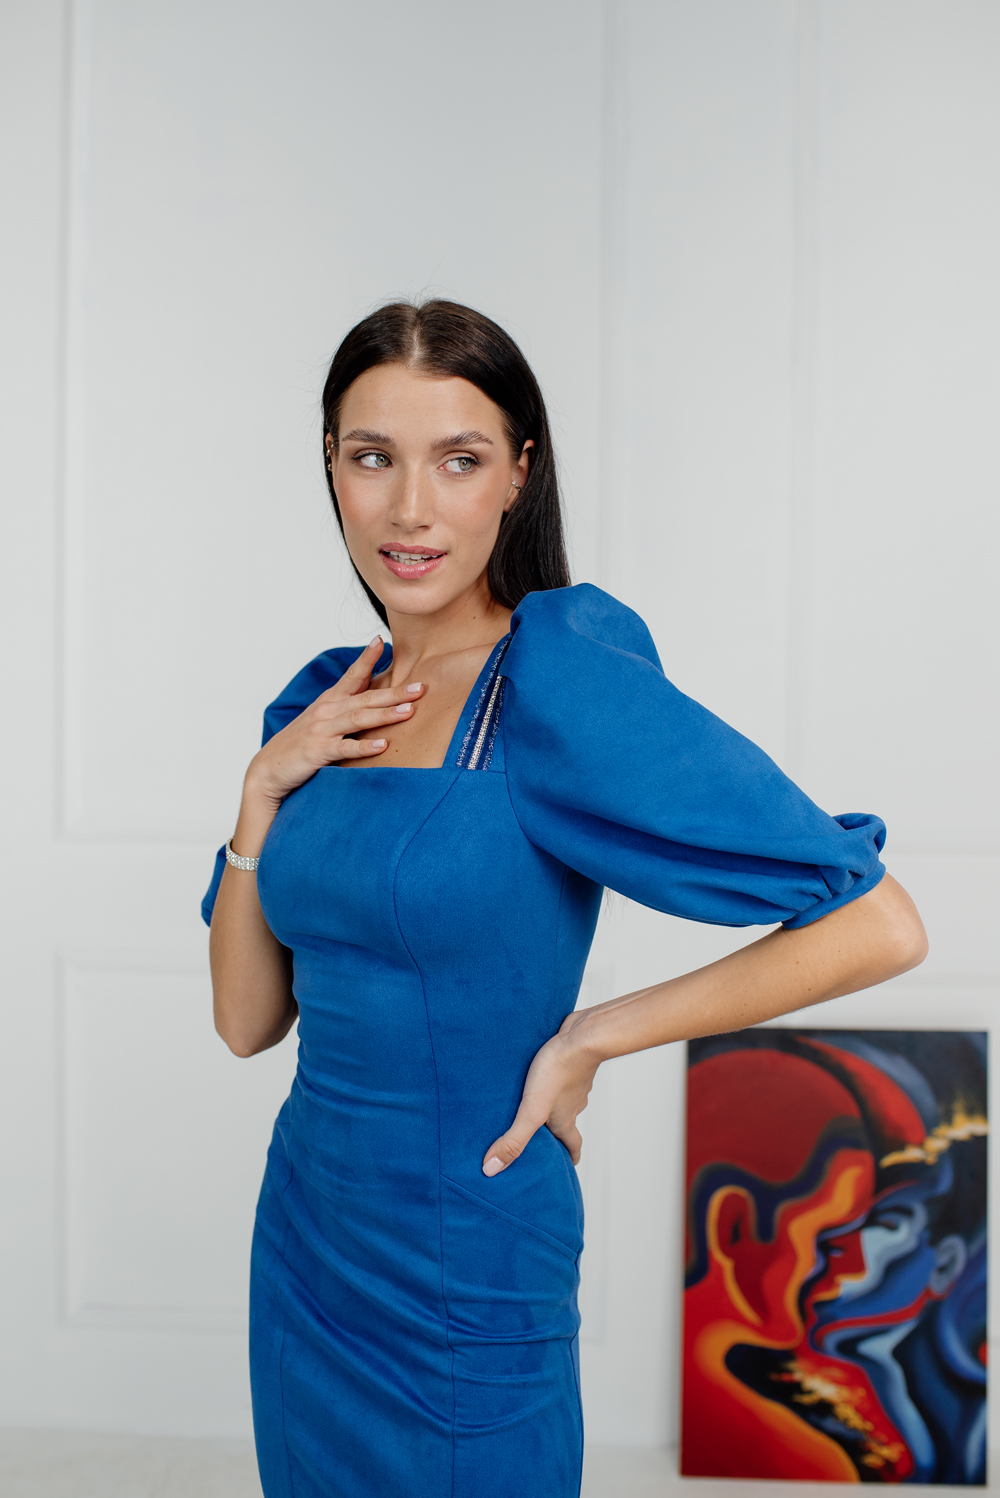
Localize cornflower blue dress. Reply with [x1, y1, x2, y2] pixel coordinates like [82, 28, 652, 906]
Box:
[202, 584, 886, 1498]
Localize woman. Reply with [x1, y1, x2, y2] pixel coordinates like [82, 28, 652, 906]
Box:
[204, 299, 927, 1498]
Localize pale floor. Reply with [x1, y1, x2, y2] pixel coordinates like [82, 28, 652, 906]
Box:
[0, 1432, 993, 1496]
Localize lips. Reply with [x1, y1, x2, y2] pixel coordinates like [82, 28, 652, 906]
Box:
[379, 547, 446, 579]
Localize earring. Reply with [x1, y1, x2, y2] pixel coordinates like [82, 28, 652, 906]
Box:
[510, 480, 522, 492]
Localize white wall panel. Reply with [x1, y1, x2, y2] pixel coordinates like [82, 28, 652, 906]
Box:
[801, 0, 1000, 849]
[605, 0, 797, 762]
[0, 0, 71, 1435]
[62, 965, 296, 1327]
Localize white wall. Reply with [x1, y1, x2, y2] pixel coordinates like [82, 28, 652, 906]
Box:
[1, 0, 997, 1450]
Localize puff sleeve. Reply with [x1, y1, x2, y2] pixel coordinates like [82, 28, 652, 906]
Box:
[200, 645, 384, 925]
[501, 586, 885, 930]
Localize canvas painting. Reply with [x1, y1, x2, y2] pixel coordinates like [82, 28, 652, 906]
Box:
[682, 1030, 987, 1484]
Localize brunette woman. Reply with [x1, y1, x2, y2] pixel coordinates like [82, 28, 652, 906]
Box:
[205, 300, 926, 1498]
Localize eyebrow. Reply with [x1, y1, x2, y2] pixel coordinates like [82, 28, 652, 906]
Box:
[341, 428, 395, 445]
[340, 428, 495, 450]
[435, 431, 494, 449]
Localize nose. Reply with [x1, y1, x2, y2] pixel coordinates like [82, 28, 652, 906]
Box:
[387, 462, 435, 533]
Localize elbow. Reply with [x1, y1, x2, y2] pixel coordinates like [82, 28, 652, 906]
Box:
[881, 902, 929, 978]
[213, 992, 296, 1058]
[858, 872, 929, 981]
[222, 1032, 262, 1059]
[213, 999, 268, 1058]
[895, 917, 929, 974]
[215, 1015, 260, 1058]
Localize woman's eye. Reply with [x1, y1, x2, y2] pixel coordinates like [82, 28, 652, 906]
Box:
[357, 452, 390, 469]
[444, 455, 478, 474]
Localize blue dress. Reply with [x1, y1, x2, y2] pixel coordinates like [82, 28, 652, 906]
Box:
[202, 584, 885, 1498]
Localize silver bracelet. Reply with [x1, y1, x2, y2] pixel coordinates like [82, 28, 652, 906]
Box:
[225, 838, 260, 872]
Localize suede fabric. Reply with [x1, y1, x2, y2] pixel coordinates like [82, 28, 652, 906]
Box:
[202, 584, 885, 1497]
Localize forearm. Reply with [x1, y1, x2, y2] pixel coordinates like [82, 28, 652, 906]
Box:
[573, 873, 927, 1062]
[209, 772, 297, 1057]
[481, 874, 926, 1177]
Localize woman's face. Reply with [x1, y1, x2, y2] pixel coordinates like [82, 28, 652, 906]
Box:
[329, 363, 531, 621]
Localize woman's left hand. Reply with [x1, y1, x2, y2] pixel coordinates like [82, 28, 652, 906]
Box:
[481, 876, 929, 1179]
[482, 1013, 601, 1175]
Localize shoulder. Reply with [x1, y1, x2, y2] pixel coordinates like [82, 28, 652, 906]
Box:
[261, 643, 388, 745]
[504, 583, 664, 677]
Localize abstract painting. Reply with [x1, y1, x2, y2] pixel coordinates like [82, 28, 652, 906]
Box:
[682, 1030, 987, 1484]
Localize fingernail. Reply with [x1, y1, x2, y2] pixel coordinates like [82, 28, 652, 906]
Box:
[371, 739, 387, 748]
[369, 635, 382, 648]
[406, 682, 422, 694]
[394, 704, 411, 714]
[483, 1157, 505, 1177]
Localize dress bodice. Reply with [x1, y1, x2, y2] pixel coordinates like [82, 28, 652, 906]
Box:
[202, 583, 889, 1498]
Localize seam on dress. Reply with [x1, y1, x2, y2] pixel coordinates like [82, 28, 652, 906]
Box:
[552, 862, 570, 1019]
[273, 1163, 297, 1498]
[501, 758, 557, 870]
[569, 1330, 584, 1498]
[500, 796, 586, 1235]
[440, 1175, 581, 1260]
[390, 776, 463, 1498]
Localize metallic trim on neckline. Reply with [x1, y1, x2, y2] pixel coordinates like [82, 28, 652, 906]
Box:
[467, 673, 504, 770]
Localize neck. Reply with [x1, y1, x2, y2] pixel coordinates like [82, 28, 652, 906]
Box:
[382, 576, 512, 675]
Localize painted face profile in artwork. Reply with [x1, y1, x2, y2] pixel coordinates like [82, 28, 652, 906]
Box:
[682, 1030, 987, 1485]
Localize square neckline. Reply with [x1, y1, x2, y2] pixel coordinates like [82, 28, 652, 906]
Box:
[340, 633, 511, 773]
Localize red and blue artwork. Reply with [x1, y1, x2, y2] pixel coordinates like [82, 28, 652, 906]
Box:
[682, 1030, 987, 1484]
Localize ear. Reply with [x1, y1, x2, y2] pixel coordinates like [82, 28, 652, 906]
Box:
[504, 439, 534, 513]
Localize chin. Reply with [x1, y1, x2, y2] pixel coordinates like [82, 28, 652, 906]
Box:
[367, 566, 488, 620]
[384, 591, 452, 618]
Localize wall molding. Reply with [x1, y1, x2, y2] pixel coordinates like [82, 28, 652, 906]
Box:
[596, 0, 628, 597]
[50, 0, 222, 849]
[54, 0, 92, 843]
[785, 0, 823, 782]
[55, 952, 248, 1335]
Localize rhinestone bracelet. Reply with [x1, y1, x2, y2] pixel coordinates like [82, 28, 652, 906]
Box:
[225, 838, 260, 872]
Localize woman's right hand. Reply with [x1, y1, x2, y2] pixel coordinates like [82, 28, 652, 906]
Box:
[246, 635, 423, 807]
[214, 636, 421, 1057]
[229, 637, 423, 861]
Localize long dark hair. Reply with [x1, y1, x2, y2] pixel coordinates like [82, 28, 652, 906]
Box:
[321, 299, 570, 626]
